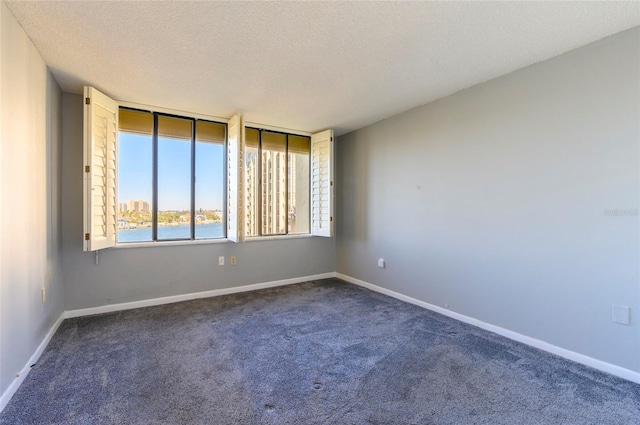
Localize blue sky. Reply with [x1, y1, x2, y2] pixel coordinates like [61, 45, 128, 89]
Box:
[118, 133, 224, 211]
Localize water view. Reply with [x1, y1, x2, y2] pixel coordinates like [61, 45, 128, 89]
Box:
[118, 222, 225, 243]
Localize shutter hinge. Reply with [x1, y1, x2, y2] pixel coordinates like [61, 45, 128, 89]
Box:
[85, 97, 91, 105]
[330, 181, 333, 186]
[330, 217, 333, 222]
[330, 137, 333, 142]
[85, 165, 90, 173]
[85, 233, 90, 241]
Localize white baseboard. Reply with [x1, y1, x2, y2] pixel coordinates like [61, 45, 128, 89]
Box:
[4, 270, 636, 418]
[1, 273, 337, 415]
[336, 272, 640, 385]
[0, 312, 65, 413]
[65, 272, 337, 319]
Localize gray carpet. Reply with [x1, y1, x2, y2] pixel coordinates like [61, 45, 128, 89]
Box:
[1, 278, 639, 425]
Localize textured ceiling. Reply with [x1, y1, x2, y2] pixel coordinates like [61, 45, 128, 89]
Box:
[5, 1, 639, 135]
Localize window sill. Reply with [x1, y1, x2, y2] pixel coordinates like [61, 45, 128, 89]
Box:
[114, 238, 230, 249]
[245, 234, 313, 242]
[112, 233, 314, 249]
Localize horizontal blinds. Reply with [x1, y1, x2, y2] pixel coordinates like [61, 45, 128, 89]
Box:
[92, 114, 109, 239]
[262, 131, 286, 152]
[289, 135, 310, 155]
[245, 129, 309, 154]
[227, 113, 244, 243]
[158, 115, 191, 140]
[311, 129, 333, 237]
[84, 86, 118, 251]
[120, 109, 225, 145]
[119, 109, 152, 135]
[245, 127, 259, 148]
[196, 121, 226, 144]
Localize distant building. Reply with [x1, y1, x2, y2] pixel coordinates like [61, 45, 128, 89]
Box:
[244, 150, 308, 235]
[245, 151, 258, 236]
[128, 200, 150, 212]
[244, 149, 287, 235]
[261, 150, 287, 234]
[119, 203, 128, 212]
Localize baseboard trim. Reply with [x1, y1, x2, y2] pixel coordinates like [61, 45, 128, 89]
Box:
[65, 272, 337, 319]
[1, 273, 337, 414]
[0, 312, 65, 413]
[4, 270, 635, 417]
[336, 272, 640, 385]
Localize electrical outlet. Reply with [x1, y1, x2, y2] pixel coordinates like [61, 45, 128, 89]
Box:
[218, 256, 225, 266]
[41, 288, 46, 304]
[230, 256, 237, 266]
[377, 258, 385, 268]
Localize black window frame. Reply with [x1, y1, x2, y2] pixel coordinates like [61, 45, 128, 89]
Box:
[246, 127, 311, 238]
[117, 106, 228, 243]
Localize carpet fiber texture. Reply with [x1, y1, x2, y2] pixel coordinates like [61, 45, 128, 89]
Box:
[1, 278, 639, 424]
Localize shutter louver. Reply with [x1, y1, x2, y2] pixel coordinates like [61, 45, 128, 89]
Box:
[311, 129, 333, 237]
[83, 86, 118, 251]
[227, 114, 245, 243]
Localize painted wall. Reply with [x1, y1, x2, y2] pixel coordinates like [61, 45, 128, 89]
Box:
[0, 3, 64, 397]
[61, 93, 336, 310]
[337, 28, 640, 372]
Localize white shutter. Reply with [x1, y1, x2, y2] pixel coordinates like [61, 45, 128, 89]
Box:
[83, 87, 118, 251]
[311, 129, 333, 237]
[227, 114, 245, 243]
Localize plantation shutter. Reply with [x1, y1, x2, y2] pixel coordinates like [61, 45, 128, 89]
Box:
[227, 114, 245, 243]
[83, 87, 118, 251]
[311, 129, 333, 237]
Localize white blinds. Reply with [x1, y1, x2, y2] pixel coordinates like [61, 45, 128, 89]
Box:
[227, 114, 245, 243]
[310, 129, 333, 237]
[83, 86, 119, 251]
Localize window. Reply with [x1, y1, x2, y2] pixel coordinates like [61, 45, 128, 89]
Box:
[83, 87, 332, 251]
[117, 108, 226, 243]
[226, 119, 333, 244]
[244, 128, 311, 237]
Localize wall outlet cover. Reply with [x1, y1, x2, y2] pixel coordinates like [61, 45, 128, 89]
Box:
[612, 305, 631, 326]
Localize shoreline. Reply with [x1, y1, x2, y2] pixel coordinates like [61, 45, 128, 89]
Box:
[118, 220, 223, 230]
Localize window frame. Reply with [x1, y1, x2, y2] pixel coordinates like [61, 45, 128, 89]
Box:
[244, 126, 312, 238]
[83, 88, 332, 251]
[117, 104, 228, 245]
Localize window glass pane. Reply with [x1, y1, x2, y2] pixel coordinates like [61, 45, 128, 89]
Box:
[117, 110, 153, 243]
[288, 135, 310, 234]
[261, 132, 287, 235]
[157, 116, 192, 240]
[244, 128, 259, 237]
[195, 121, 225, 239]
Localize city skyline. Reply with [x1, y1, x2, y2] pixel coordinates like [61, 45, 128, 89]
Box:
[118, 198, 222, 214]
[119, 199, 150, 213]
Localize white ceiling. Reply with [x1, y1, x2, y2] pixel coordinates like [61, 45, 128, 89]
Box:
[5, 1, 639, 135]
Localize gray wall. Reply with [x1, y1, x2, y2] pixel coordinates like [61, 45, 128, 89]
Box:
[61, 93, 335, 310]
[0, 3, 64, 396]
[337, 28, 640, 372]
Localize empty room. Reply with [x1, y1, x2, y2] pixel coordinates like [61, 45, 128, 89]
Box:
[1, 1, 639, 424]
